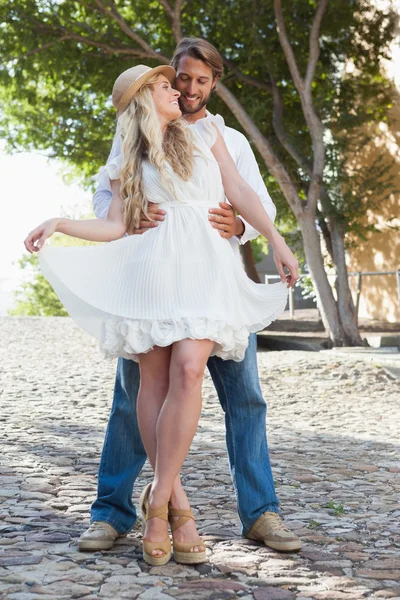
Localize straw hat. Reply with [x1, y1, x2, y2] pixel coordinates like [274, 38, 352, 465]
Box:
[112, 64, 176, 114]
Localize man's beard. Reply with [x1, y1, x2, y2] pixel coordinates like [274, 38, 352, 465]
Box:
[179, 92, 211, 115]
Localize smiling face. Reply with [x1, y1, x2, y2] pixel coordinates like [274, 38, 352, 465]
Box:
[151, 75, 182, 127]
[174, 55, 217, 120]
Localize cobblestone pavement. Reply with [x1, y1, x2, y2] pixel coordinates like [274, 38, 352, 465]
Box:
[1, 318, 399, 600]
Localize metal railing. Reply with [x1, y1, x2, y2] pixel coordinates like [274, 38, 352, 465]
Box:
[348, 271, 400, 320]
[265, 269, 400, 320]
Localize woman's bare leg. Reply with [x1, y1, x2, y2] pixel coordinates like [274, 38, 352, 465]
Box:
[137, 340, 213, 555]
[137, 346, 171, 556]
[137, 347, 189, 495]
[144, 339, 214, 553]
[137, 345, 171, 464]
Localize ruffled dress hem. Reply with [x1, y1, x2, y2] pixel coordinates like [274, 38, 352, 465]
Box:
[100, 295, 287, 362]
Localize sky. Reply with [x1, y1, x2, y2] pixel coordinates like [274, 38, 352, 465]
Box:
[0, 147, 92, 315]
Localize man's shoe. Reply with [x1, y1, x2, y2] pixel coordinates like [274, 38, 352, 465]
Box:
[78, 521, 126, 551]
[245, 512, 302, 553]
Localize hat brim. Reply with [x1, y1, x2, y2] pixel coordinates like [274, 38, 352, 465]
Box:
[116, 65, 176, 115]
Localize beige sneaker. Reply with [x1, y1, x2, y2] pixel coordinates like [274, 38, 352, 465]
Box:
[245, 512, 302, 553]
[78, 521, 126, 551]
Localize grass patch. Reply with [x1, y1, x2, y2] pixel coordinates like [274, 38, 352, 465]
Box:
[308, 520, 321, 529]
[324, 501, 345, 516]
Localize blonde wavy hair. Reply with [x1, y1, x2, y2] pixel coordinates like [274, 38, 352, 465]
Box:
[117, 74, 195, 232]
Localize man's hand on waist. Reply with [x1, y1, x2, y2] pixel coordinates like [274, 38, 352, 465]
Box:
[208, 202, 244, 240]
[133, 202, 166, 234]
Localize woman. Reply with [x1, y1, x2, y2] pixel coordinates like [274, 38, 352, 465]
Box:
[25, 64, 298, 566]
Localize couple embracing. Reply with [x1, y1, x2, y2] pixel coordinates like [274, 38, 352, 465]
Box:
[25, 37, 301, 565]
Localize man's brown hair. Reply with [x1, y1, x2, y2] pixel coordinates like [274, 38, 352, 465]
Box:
[171, 37, 224, 79]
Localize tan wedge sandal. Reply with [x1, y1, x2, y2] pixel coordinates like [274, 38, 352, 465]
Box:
[142, 504, 172, 566]
[169, 508, 207, 564]
[139, 482, 152, 524]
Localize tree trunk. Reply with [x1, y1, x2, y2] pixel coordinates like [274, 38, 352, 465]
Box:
[328, 218, 365, 345]
[240, 242, 261, 283]
[318, 214, 334, 263]
[297, 213, 348, 345]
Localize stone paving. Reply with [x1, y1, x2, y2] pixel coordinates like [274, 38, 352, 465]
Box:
[0, 317, 399, 600]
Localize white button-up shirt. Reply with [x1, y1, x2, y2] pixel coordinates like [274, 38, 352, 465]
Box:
[92, 111, 276, 252]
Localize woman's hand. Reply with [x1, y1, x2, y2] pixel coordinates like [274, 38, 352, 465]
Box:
[24, 218, 59, 253]
[272, 236, 299, 288]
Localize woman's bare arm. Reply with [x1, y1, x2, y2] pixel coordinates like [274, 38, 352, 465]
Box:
[210, 127, 299, 286]
[25, 179, 126, 253]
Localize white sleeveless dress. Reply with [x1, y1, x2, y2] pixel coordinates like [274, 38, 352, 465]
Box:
[39, 123, 288, 362]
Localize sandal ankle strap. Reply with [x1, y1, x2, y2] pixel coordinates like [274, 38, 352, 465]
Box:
[147, 505, 169, 522]
[168, 508, 194, 531]
[169, 508, 194, 518]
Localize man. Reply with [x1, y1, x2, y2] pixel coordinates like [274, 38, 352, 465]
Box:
[79, 37, 301, 554]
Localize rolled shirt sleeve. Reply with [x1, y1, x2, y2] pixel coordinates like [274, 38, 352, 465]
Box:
[227, 132, 276, 245]
[92, 133, 122, 220]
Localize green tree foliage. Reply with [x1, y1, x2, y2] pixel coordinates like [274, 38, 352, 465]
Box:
[1, 0, 397, 341]
[9, 253, 68, 316]
[1, 1, 394, 221]
[9, 226, 96, 316]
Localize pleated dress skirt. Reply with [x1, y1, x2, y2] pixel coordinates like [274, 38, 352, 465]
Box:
[39, 199, 288, 362]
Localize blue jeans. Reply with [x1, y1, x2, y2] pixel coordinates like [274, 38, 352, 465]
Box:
[91, 334, 279, 535]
